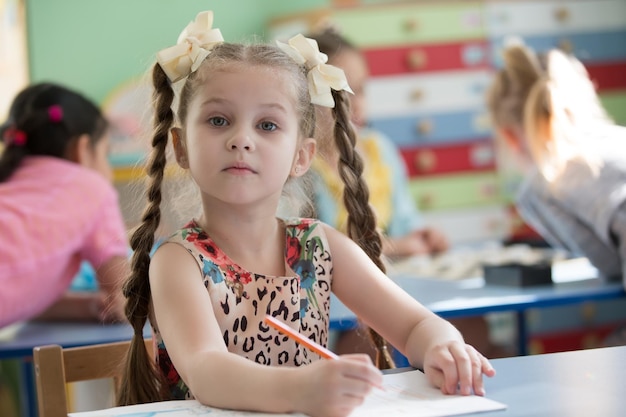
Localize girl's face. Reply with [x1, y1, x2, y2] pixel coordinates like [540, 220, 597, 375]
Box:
[180, 65, 310, 209]
[330, 49, 369, 129]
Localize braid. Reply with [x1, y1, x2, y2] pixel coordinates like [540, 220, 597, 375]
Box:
[117, 64, 172, 405]
[331, 90, 395, 370]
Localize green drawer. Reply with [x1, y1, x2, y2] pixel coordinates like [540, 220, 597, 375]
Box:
[334, 2, 486, 48]
[408, 171, 504, 212]
[600, 91, 626, 126]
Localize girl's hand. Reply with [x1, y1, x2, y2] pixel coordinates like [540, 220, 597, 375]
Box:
[296, 354, 383, 417]
[422, 341, 496, 396]
[385, 227, 449, 258]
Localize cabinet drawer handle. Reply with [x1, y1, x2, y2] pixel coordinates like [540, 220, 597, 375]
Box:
[407, 49, 428, 70]
[416, 119, 433, 135]
[410, 88, 425, 102]
[415, 150, 437, 173]
[404, 18, 420, 32]
[418, 193, 434, 209]
[554, 6, 570, 23]
[558, 38, 574, 54]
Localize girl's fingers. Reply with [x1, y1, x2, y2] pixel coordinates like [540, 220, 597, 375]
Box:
[426, 343, 496, 396]
[467, 348, 486, 396]
[449, 343, 473, 395]
[437, 348, 461, 395]
[338, 354, 384, 390]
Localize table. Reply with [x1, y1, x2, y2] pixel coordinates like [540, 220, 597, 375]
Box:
[0, 322, 144, 417]
[57, 345, 626, 416]
[465, 345, 626, 416]
[330, 262, 626, 356]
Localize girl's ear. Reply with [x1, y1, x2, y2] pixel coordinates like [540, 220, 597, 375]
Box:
[291, 137, 316, 177]
[171, 127, 189, 168]
[72, 134, 92, 166]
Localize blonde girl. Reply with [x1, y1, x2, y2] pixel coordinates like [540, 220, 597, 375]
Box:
[118, 11, 494, 417]
[487, 40, 626, 287]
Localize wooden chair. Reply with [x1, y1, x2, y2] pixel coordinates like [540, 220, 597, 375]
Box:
[33, 339, 152, 417]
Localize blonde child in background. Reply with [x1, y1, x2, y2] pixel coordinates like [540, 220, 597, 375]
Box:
[117, 10, 495, 417]
[487, 40, 626, 290]
[0, 82, 129, 327]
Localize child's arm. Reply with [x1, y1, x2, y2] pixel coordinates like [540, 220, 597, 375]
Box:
[94, 255, 129, 322]
[34, 255, 127, 323]
[150, 243, 383, 417]
[324, 224, 495, 395]
[33, 291, 110, 322]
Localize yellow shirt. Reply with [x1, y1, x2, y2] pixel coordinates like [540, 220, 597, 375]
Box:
[312, 133, 392, 233]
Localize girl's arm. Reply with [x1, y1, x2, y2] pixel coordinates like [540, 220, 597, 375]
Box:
[33, 291, 111, 322]
[324, 224, 495, 395]
[34, 255, 128, 323]
[149, 243, 382, 417]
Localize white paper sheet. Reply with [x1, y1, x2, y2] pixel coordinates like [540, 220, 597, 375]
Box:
[69, 370, 505, 417]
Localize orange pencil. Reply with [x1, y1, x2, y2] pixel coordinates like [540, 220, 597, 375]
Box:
[264, 315, 339, 359]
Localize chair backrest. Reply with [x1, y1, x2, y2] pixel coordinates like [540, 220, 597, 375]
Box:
[33, 338, 152, 417]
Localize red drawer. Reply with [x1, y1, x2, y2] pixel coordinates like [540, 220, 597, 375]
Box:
[588, 61, 626, 91]
[363, 41, 490, 76]
[400, 139, 495, 177]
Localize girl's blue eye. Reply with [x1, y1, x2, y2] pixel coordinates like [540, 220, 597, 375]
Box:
[208, 117, 228, 127]
[259, 121, 277, 131]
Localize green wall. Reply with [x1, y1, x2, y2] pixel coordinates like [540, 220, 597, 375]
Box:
[26, 0, 328, 104]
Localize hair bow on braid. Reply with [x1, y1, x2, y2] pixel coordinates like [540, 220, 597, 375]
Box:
[277, 34, 354, 108]
[156, 11, 224, 83]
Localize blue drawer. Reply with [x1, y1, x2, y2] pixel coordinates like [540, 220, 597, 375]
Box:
[491, 29, 626, 67]
[369, 109, 492, 147]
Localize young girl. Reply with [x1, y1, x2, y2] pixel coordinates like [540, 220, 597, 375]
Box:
[118, 11, 494, 416]
[0, 83, 129, 327]
[487, 40, 626, 289]
[308, 30, 448, 259]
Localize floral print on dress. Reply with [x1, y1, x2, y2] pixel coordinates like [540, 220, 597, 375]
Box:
[152, 218, 332, 400]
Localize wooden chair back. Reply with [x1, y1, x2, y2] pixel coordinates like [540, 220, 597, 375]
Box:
[33, 339, 152, 417]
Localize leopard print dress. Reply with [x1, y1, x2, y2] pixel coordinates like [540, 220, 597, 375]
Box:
[152, 217, 333, 399]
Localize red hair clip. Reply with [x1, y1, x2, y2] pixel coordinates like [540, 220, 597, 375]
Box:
[48, 105, 63, 123]
[2, 127, 27, 146]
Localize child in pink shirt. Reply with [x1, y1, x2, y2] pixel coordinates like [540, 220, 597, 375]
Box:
[0, 82, 130, 327]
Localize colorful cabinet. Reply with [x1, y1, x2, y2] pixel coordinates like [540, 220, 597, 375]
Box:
[269, 0, 626, 244]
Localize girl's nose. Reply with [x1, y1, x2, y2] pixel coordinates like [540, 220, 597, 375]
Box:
[225, 127, 255, 151]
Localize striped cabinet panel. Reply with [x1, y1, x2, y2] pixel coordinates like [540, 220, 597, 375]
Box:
[365, 69, 491, 118]
[491, 29, 626, 67]
[400, 140, 496, 178]
[420, 205, 510, 244]
[586, 62, 626, 92]
[408, 171, 504, 211]
[601, 91, 626, 125]
[486, 0, 626, 37]
[363, 40, 490, 76]
[334, 1, 485, 47]
[369, 109, 491, 147]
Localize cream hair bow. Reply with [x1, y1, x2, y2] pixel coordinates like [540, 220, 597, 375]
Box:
[277, 34, 353, 108]
[156, 11, 224, 83]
